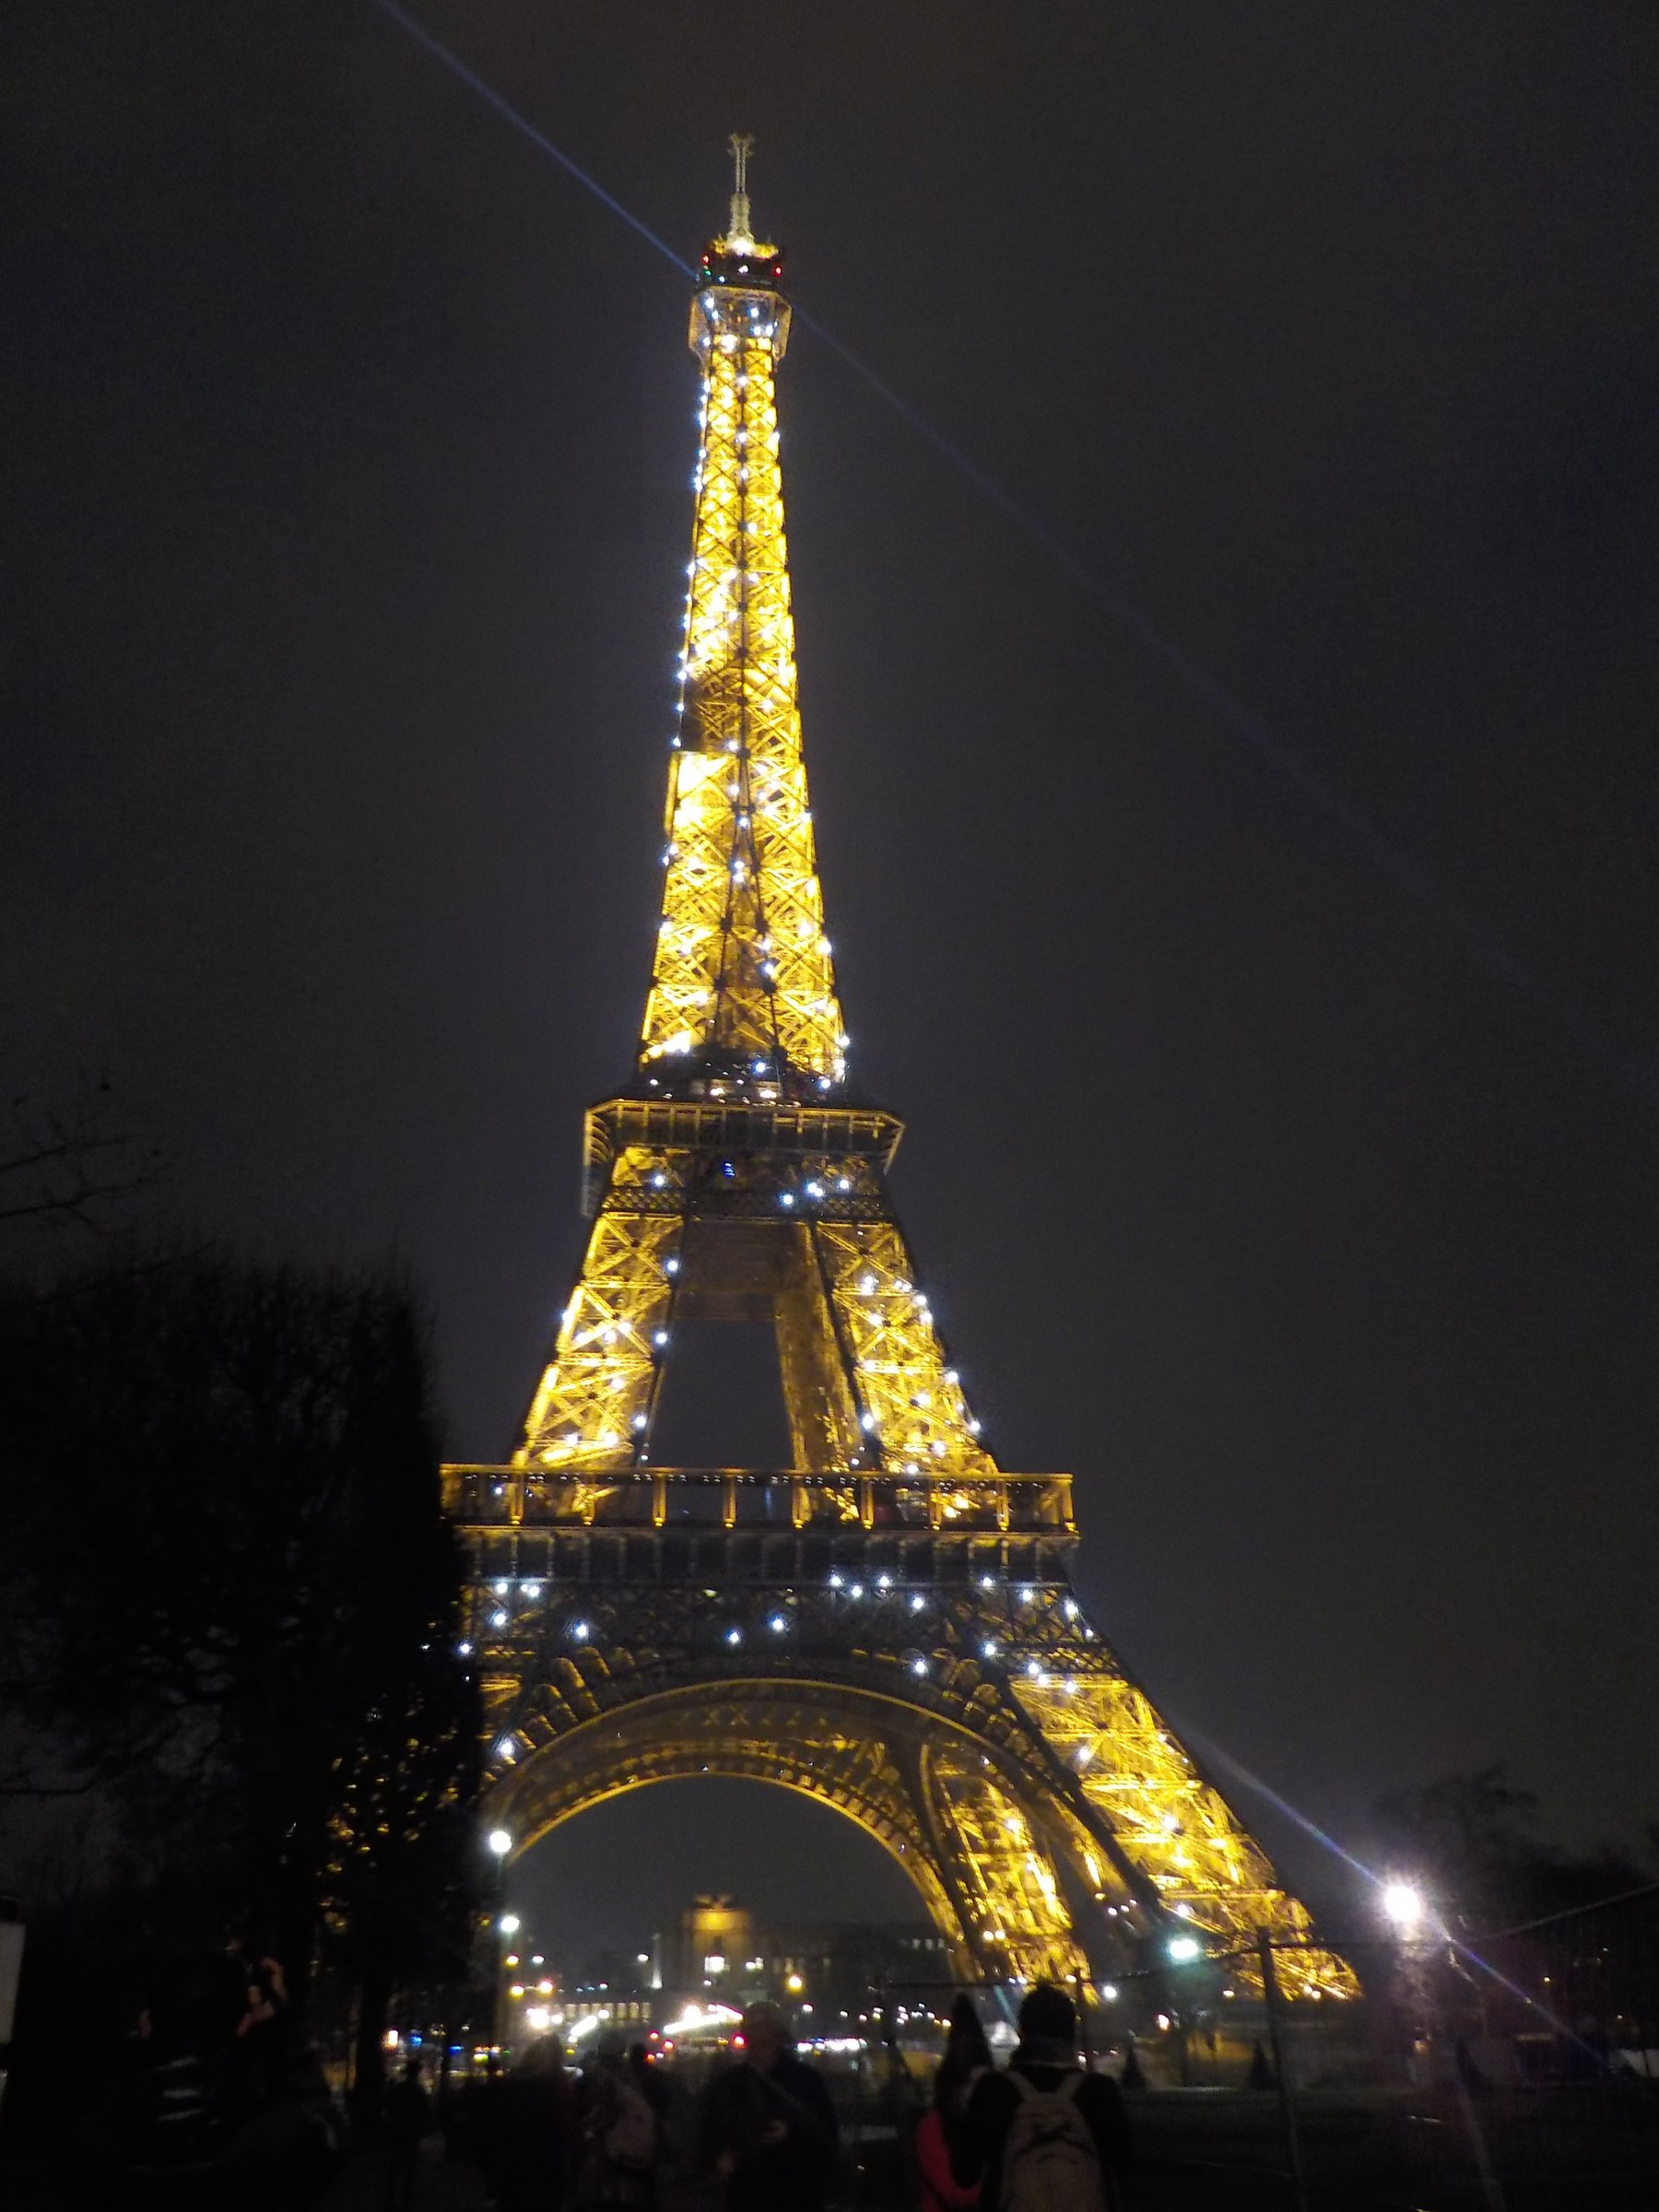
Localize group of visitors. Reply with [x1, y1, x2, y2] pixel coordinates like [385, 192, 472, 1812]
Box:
[64, 1936, 1126, 2212]
[453, 1979, 1125, 2212]
[470, 2001, 835, 2211]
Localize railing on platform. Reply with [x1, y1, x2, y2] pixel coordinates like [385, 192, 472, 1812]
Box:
[443, 1464, 1074, 1536]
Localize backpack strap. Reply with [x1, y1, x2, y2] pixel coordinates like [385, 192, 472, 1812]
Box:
[1008, 2067, 1083, 2101]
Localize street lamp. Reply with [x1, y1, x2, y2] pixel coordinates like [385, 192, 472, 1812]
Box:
[1381, 1881, 1425, 1935]
[484, 1830, 513, 2049]
[1381, 1880, 1433, 2090]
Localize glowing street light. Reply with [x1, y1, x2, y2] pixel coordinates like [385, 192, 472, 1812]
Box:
[500, 1912, 522, 1936]
[1167, 1936, 1202, 1963]
[487, 1829, 513, 1858]
[1381, 1881, 1425, 1934]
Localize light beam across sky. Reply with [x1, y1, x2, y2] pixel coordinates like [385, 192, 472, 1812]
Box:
[366, 0, 1643, 1107]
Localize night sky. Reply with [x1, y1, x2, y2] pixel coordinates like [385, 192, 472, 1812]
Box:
[6, 2, 1658, 1964]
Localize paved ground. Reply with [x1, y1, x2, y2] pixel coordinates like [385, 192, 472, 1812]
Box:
[313, 2124, 1659, 2212]
[7, 2084, 1655, 2212]
[312, 2142, 491, 2212]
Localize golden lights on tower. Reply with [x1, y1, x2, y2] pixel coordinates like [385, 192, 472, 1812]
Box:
[454, 144, 1356, 2007]
[641, 166, 844, 1085]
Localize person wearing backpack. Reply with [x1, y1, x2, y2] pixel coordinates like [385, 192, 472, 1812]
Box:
[963, 1983, 1131, 2212]
[576, 2032, 658, 2208]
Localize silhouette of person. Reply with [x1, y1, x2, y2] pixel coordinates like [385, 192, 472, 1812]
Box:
[698, 2002, 839, 2212]
[916, 1994, 993, 2212]
[383, 2052, 429, 2211]
[963, 1983, 1131, 2208]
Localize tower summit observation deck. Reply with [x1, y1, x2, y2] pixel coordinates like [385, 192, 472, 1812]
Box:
[446, 143, 1354, 2002]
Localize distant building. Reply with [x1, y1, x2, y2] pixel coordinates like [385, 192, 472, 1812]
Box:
[657, 1895, 951, 2031]
[668, 1895, 759, 1993]
[568, 1944, 656, 2030]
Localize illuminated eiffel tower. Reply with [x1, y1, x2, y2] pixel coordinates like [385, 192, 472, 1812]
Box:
[448, 143, 1351, 2003]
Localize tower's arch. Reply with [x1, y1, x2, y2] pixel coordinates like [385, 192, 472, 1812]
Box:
[486, 1670, 1095, 1985]
[495, 1734, 959, 1956]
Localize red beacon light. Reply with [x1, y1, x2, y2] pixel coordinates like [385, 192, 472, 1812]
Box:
[697, 238, 787, 293]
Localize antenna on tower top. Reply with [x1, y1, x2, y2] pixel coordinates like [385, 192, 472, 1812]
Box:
[726, 132, 755, 245]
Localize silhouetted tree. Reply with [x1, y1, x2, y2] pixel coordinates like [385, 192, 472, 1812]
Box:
[0, 1074, 155, 1241]
[0, 1250, 479, 2010]
[326, 1617, 483, 2119]
[1372, 1765, 1649, 1933]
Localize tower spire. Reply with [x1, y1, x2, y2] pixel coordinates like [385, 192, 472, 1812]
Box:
[725, 131, 754, 248]
[639, 147, 841, 1100]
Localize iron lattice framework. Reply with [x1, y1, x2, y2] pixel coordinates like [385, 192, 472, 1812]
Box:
[449, 152, 1353, 2005]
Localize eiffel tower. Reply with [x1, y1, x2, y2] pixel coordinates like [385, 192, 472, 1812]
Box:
[447, 144, 1351, 2004]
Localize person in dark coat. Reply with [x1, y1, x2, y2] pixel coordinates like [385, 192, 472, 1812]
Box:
[383, 2053, 430, 2212]
[492, 2034, 579, 2212]
[962, 1984, 1131, 2208]
[697, 2002, 839, 2212]
[915, 1994, 993, 2212]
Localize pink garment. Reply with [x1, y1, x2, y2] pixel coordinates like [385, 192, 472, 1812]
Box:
[916, 2107, 982, 2212]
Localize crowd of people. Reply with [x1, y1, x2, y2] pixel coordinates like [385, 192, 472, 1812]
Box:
[454, 2003, 841, 2212]
[73, 1957, 1127, 2211]
[426, 1982, 1129, 2212]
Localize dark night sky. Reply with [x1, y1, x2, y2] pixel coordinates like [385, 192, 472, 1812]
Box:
[6, 2, 1659, 1961]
